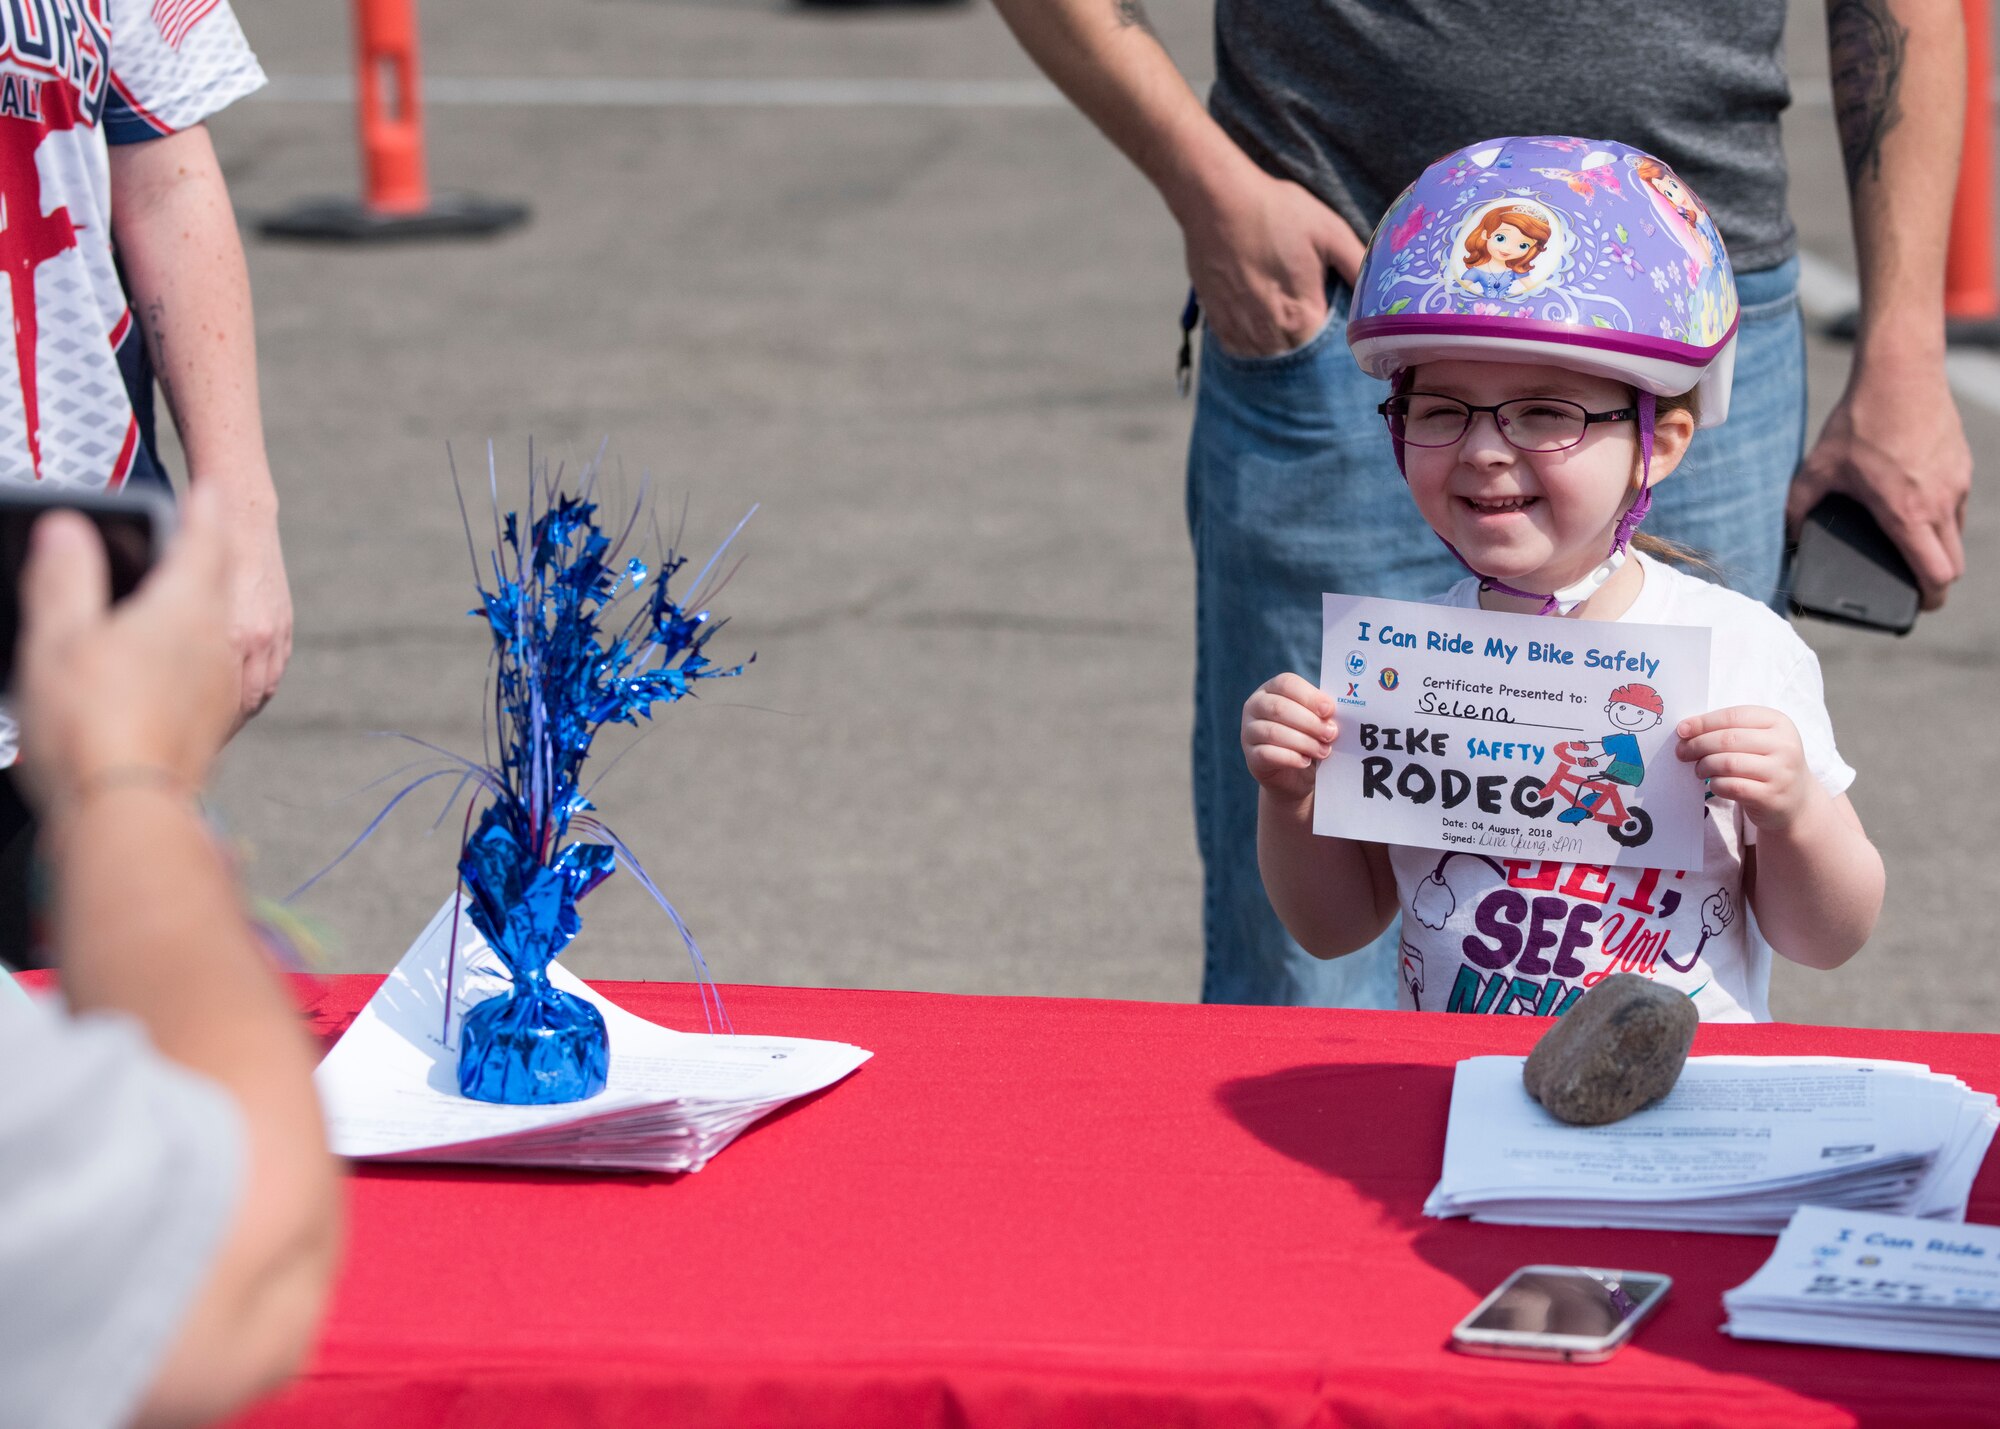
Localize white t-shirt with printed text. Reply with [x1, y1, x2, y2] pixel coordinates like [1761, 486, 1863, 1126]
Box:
[1386, 553, 1854, 1023]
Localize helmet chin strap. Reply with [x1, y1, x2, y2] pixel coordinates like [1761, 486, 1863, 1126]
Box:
[1388, 372, 1657, 617]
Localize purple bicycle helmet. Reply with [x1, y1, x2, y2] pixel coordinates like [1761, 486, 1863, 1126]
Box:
[1348, 136, 1740, 611]
[1350, 136, 1738, 419]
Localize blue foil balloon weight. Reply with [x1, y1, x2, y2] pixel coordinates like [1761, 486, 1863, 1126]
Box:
[301, 448, 751, 1106]
[458, 974, 608, 1103]
[456, 813, 617, 1104]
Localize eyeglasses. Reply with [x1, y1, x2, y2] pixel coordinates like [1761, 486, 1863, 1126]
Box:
[1378, 393, 1637, 453]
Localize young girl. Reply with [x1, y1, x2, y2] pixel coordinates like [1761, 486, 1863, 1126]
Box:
[1241, 137, 1883, 1022]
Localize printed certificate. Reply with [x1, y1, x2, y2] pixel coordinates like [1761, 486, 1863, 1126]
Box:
[1315, 593, 1711, 869]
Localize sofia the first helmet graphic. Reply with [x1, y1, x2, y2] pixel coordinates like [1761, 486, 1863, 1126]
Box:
[1347, 137, 1739, 426]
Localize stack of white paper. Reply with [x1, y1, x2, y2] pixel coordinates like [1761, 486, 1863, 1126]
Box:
[314, 897, 872, 1173]
[1724, 1206, 2000, 1358]
[1425, 1055, 1998, 1235]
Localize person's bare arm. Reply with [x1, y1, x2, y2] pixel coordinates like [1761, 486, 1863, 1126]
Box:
[1243, 675, 1398, 956]
[110, 124, 292, 718]
[1792, 0, 1971, 609]
[1741, 793, 1884, 969]
[16, 486, 339, 1428]
[1677, 707, 1883, 969]
[1258, 792, 1399, 958]
[989, 0, 1362, 355]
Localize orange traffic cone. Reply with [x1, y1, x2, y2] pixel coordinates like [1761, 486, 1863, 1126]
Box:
[1947, 0, 2000, 344]
[262, 0, 526, 241]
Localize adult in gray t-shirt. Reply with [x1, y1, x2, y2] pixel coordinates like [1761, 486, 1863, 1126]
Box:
[994, 0, 1970, 1007]
[1210, 3, 1796, 273]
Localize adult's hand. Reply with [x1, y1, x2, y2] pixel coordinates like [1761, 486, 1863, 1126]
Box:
[15, 481, 241, 815]
[1788, 360, 1971, 610]
[20, 478, 341, 1429]
[220, 493, 293, 723]
[109, 124, 291, 724]
[1182, 159, 1366, 358]
[1812, 0, 1970, 610]
[987, 0, 1361, 359]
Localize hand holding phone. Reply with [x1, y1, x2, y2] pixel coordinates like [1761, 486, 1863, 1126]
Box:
[1449, 1265, 1671, 1363]
[0, 486, 175, 968]
[0, 485, 172, 691]
[11, 483, 240, 821]
[1788, 493, 1921, 637]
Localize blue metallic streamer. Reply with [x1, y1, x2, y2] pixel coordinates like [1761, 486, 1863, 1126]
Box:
[296, 447, 753, 1105]
[448, 449, 752, 1103]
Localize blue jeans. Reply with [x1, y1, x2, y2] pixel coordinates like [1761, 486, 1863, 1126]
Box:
[1185, 257, 1805, 1007]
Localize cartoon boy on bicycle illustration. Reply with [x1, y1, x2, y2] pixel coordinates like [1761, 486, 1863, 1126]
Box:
[1552, 683, 1663, 828]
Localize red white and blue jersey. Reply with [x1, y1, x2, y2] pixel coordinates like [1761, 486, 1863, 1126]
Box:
[0, 0, 262, 491]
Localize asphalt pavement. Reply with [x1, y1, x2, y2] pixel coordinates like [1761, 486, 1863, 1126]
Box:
[199, 0, 2000, 1030]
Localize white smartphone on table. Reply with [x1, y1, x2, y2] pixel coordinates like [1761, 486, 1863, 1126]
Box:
[1449, 1265, 1671, 1364]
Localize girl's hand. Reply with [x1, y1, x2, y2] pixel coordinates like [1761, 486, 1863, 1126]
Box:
[1675, 705, 1824, 834]
[1242, 673, 1338, 804]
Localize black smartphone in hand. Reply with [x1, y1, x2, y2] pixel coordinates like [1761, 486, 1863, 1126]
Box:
[0, 485, 172, 970]
[1788, 493, 1920, 637]
[0, 485, 173, 691]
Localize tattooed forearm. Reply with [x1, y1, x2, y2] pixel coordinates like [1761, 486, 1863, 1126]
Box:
[1114, 0, 1154, 33]
[142, 297, 166, 369]
[143, 296, 177, 409]
[1828, 0, 1908, 187]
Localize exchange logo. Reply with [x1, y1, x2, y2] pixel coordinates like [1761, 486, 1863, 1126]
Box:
[1345, 650, 1367, 677]
[1378, 668, 1400, 691]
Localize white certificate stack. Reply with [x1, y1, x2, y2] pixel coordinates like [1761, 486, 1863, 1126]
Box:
[314, 897, 872, 1173]
[1425, 1055, 1998, 1235]
[1724, 1206, 2000, 1358]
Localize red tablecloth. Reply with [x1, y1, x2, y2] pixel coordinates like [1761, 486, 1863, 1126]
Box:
[232, 979, 2000, 1428]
